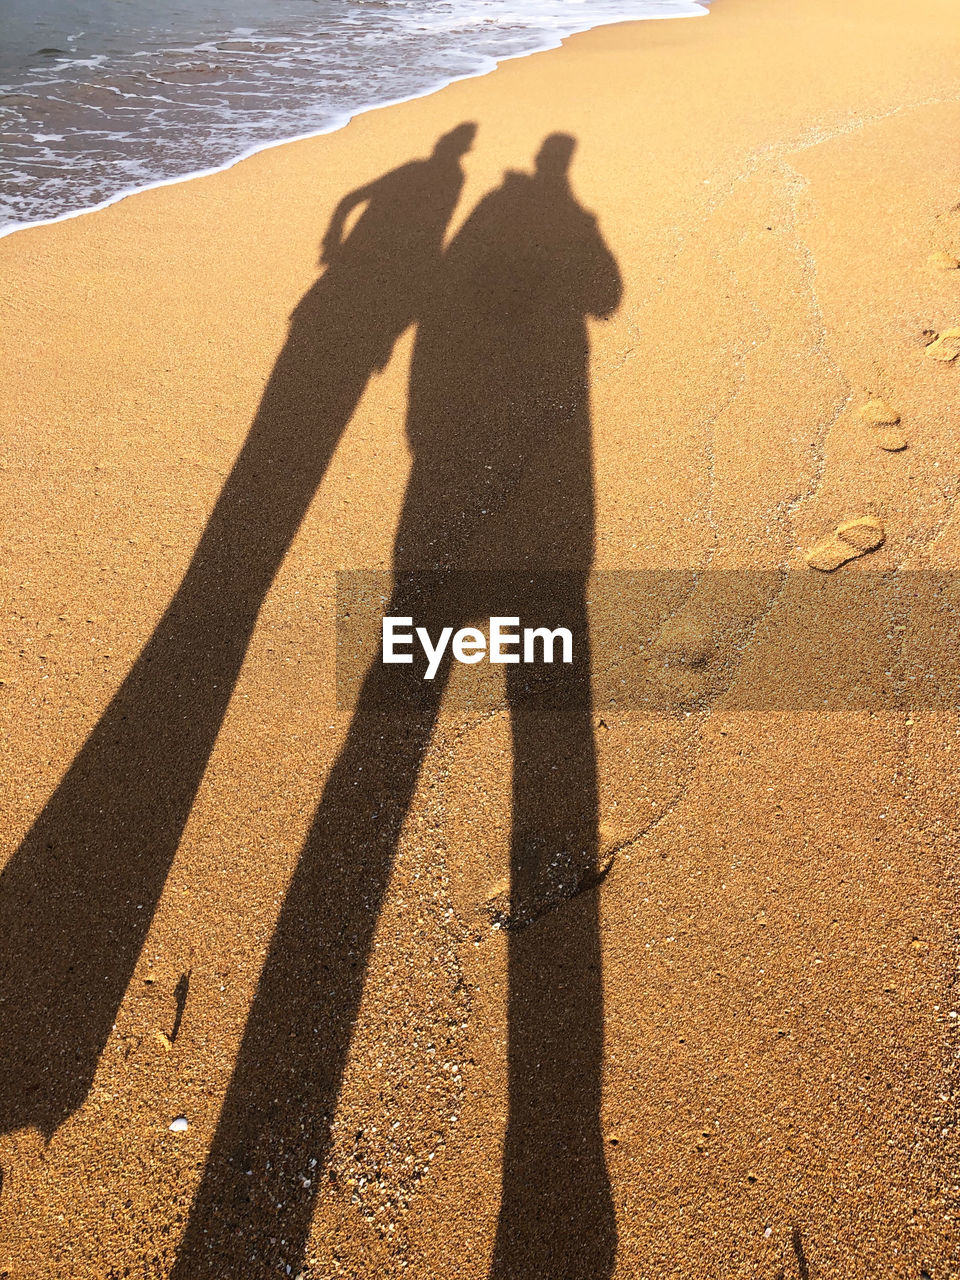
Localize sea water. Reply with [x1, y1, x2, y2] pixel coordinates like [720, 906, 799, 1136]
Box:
[0, 0, 708, 235]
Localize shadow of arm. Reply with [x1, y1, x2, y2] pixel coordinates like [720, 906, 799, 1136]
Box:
[320, 179, 380, 265]
[585, 214, 623, 320]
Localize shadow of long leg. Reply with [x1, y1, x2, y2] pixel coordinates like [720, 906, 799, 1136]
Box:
[0, 117, 478, 1137]
[492, 598, 616, 1280]
[171, 653, 446, 1278]
[0, 331, 373, 1139]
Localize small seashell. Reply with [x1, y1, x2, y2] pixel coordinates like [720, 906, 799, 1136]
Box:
[168, 1116, 188, 1133]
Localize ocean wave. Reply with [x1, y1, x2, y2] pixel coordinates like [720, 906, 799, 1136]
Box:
[0, 0, 709, 236]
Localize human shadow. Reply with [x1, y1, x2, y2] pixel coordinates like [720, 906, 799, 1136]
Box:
[0, 123, 477, 1139]
[171, 134, 622, 1279]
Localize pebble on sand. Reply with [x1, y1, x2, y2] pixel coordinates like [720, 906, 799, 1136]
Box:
[168, 1116, 189, 1133]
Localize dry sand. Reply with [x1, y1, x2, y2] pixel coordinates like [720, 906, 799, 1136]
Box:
[2, 0, 960, 1275]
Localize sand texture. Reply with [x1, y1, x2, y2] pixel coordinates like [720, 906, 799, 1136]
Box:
[2, 0, 960, 1275]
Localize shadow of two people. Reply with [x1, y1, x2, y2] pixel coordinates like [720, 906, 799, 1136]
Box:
[0, 122, 622, 1279]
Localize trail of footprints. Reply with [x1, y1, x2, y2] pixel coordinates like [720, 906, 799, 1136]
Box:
[805, 222, 959, 571]
[644, 213, 957, 697]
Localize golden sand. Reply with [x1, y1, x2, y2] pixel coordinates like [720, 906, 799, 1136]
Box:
[2, 0, 960, 1274]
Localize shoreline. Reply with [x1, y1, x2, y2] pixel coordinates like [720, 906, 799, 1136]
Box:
[0, 3, 709, 243]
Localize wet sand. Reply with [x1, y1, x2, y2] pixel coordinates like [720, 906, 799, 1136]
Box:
[2, 0, 960, 1275]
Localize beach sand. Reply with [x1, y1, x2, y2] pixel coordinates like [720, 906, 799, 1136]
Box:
[2, 0, 960, 1274]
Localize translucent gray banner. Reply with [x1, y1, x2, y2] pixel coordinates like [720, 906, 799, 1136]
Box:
[334, 570, 960, 713]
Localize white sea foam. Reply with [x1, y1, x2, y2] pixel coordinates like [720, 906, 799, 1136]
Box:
[0, 0, 709, 239]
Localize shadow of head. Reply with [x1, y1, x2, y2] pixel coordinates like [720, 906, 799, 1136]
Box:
[535, 131, 577, 183]
[433, 121, 477, 160]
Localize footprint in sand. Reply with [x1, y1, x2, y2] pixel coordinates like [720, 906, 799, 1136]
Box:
[654, 614, 714, 672]
[924, 328, 960, 362]
[482, 843, 616, 932]
[858, 398, 907, 451]
[645, 611, 729, 711]
[930, 202, 960, 267]
[859, 398, 899, 426]
[928, 250, 960, 271]
[875, 429, 907, 451]
[805, 516, 885, 571]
